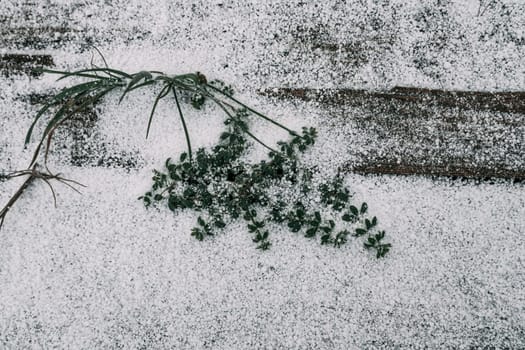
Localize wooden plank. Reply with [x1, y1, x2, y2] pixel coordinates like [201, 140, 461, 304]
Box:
[14, 92, 142, 169]
[0, 26, 85, 50]
[0, 54, 54, 76]
[16, 87, 525, 177]
[261, 87, 525, 180]
[350, 163, 524, 182]
[262, 87, 525, 114]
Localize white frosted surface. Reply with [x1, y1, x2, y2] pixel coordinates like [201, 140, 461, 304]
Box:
[1, 1, 524, 348]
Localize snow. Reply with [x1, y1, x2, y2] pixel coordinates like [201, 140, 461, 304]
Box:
[1, 0, 525, 348]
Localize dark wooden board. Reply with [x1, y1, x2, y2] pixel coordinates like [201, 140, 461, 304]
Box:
[0, 54, 54, 76]
[262, 87, 525, 181]
[262, 87, 525, 114]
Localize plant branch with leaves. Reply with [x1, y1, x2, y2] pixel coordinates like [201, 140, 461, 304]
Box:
[0, 55, 391, 258]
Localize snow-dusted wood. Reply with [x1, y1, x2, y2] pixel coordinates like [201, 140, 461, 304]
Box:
[263, 87, 525, 180]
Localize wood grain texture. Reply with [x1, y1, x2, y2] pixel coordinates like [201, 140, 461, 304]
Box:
[262, 87, 525, 114]
[0, 54, 54, 76]
[261, 87, 525, 180]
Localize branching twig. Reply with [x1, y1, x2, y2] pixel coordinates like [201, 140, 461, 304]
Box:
[0, 164, 84, 229]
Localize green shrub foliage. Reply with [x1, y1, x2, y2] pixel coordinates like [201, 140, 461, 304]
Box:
[140, 85, 391, 257]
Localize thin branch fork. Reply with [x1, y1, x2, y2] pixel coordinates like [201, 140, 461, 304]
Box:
[0, 164, 85, 229]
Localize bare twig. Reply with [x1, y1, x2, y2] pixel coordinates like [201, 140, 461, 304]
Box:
[0, 171, 35, 230]
[0, 163, 84, 229]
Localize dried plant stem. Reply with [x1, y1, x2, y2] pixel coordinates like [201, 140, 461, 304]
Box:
[0, 162, 85, 229]
[0, 170, 35, 229]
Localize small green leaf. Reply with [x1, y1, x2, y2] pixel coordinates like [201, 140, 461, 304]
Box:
[168, 195, 177, 211]
[360, 202, 368, 214]
[214, 219, 226, 228]
[305, 227, 317, 237]
[321, 226, 332, 233]
[334, 231, 348, 247]
[191, 228, 204, 241]
[320, 234, 332, 245]
[337, 191, 349, 202]
[288, 221, 302, 232]
[333, 201, 345, 211]
[350, 205, 359, 216]
[257, 241, 271, 250]
[355, 228, 367, 236]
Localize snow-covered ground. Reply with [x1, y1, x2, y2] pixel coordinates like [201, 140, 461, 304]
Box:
[1, 1, 524, 348]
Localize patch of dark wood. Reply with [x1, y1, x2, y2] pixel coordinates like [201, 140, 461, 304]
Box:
[68, 135, 142, 170]
[54, 111, 142, 170]
[261, 87, 525, 181]
[14, 91, 141, 170]
[262, 87, 525, 114]
[0, 54, 54, 77]
[349, 162, 524, 182]
[1, 26, 152, 51]
[0, 26, 87, 50]
[20, 92, 53, 106]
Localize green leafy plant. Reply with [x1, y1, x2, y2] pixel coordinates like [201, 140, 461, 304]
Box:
[137, 86, 390, 256]
[0, 54, 391, 257]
